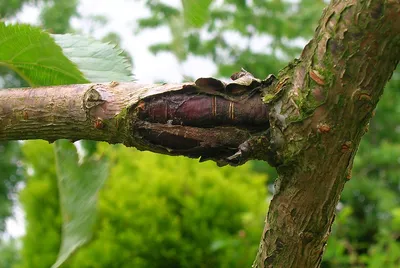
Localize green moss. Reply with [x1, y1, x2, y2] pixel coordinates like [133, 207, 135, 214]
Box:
[263, 93, 275, 102]
[321, 51, 335, 88]
[107, 106, 131, 137]
[114, 106, 129, 122]
[336, 94, 345, 107]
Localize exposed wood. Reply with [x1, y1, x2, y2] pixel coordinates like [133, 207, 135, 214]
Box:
[0, 75, 274, 165]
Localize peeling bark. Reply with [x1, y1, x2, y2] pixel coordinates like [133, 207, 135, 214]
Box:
[0, 73, 276, 166]
[253, 0, 400, 267]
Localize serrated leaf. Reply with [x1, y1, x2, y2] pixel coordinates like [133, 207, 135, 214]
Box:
[182, 0, 213, 28]
[49, 34, 131, 268]
[0, 22, 88, 86]
[53, 34, 133, 82]
[52, 140, 109, 268]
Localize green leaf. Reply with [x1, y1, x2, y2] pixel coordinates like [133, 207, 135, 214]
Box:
[53, 34, 133, 82]
[0, 22, 88, 86]
[52, 140, 109, 268]
[182, 0, 213, 28]
[49, 34, 132, 266]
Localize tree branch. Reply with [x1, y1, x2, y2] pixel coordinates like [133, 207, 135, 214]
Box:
[1, 1, 399, 266]
[0, 82, 183, 142]
[254, 0, 400, 267]
[0, 72, 276, 166]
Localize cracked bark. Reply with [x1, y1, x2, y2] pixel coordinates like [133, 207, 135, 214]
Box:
[0, 73, 275, 166]
[0, 0, 399, 267]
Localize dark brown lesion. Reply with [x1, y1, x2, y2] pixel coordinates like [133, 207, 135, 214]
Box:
[136, 92, 270, 128]
[134, 121, 254, 164]
[131, 70, 277, 166]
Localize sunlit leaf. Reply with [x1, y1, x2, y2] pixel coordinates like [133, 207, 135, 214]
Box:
[52, 140, 109, 268]
[0, 22, 88, 86]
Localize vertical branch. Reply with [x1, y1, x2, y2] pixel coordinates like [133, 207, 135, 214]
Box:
[254, 0, 400, 267]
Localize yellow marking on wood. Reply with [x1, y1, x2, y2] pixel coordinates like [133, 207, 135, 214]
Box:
[229, 102, 235, 120]
[231, 102, 235, 120]
[212, 96, 217, 116]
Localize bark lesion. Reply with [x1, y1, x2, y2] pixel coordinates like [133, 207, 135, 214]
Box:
[0, 74, 278, 166]
[129, 71, 277, 166]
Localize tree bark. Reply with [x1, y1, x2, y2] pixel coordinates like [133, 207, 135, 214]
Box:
[0, 74, 274, 166]
[0, 82, 185, 142]
[253, 0, 400, 267]
[0, 0, 399, 266]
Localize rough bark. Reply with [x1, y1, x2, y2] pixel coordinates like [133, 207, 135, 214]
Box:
[253, 0, 400, 267]
[0, 73, 275, 166]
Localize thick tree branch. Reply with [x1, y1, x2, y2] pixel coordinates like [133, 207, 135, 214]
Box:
[254, 0, 400, 267]
[0, 73, 275, 166]
[0, 82, 184, 142]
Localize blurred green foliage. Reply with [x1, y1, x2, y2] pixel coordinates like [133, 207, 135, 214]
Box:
[0, 0, 399, 267]
[138, 0, 326, 77]
[0, 142, 23, 233]
[0, 238, 21, 267]
[40, 0, 78, 33]
[17, 142, 268, 268]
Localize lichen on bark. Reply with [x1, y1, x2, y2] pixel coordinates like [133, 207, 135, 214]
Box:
[253, 0, 400, 267]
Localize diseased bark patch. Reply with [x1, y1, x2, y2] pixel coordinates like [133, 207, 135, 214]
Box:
[130, 71, 277, 166]
[137, 92, 270, 127]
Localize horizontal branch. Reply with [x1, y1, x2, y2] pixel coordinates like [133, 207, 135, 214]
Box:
[0, 82, 184, 142]
[0, 72, 276, 165]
